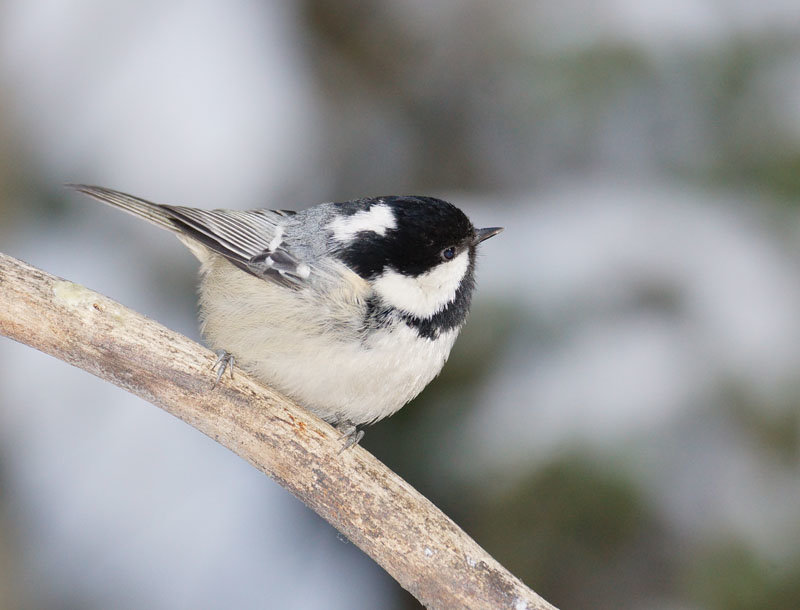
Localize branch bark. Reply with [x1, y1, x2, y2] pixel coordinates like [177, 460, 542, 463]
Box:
[0, 252, 557, 610]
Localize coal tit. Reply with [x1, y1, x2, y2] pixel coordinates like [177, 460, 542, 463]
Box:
[70, 185, 502, 448]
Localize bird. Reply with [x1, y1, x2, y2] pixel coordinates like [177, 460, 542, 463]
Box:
[69, 185, 502, 448]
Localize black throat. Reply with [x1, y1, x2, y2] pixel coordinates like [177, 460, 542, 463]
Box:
[364, 257, 476, 340]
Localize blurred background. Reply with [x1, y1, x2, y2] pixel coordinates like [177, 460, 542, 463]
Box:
[1, 1, 799, 608]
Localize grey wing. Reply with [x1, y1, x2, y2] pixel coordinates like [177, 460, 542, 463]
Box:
[69, 185, 310, 286]
[159, 204, 311, 284]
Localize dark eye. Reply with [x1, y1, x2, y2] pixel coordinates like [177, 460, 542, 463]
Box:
[441, 247, 456, 261]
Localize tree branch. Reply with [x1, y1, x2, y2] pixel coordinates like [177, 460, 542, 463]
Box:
[0, 252, 557, 610]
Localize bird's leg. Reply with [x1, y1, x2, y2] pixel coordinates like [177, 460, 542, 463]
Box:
[211, 350, 235, 388]
[335, 421, 365, 453]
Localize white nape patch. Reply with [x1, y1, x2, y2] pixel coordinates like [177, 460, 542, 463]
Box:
[328, 204, 396, 242]
[373, 250, 470, 318]
[268, 225, 284, 251]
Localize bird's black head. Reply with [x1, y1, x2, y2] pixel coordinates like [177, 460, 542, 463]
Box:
[330, 196, 502, 330]
[333, 195, 484, 279]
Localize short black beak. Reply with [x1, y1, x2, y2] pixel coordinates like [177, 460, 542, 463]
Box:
[472, 226, 504, 246]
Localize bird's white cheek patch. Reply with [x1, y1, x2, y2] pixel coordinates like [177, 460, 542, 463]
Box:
[373, 251, 470, 318]
[328, 204, 396, 242]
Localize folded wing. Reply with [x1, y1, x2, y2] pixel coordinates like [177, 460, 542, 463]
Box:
[69, 184, 309, 286]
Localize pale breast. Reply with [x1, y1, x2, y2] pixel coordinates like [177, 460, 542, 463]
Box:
[196, 256, 460, 426]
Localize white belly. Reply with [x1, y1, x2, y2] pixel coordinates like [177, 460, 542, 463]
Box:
[196, 256, 460, 425]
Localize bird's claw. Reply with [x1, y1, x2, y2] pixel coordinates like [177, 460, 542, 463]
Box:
[336, 421, 365, 453]
[211, 350, 235, 388]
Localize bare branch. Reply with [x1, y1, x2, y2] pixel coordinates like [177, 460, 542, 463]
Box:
[0, 252, 557, 610]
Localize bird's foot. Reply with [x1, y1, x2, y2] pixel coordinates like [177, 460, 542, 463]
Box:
[211, 350, 235, 388]
[335, 421, 365, 453]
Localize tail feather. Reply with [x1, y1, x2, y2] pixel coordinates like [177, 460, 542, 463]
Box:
[66, 184, 179, 233]
[68, 183, 308, 286]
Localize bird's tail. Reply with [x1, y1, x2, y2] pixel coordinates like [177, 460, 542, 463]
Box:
[67, 184, 179, 234]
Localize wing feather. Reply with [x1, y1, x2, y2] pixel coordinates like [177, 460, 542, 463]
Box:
[69, 184, 309, 286]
